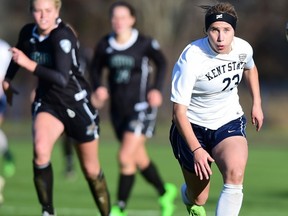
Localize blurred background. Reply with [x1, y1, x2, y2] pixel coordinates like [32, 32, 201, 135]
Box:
[1, 0, 288, 128]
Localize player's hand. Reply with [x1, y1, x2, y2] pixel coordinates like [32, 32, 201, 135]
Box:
[193, 148, 214, 180]
[91, 86, 109, 109]
[147, 89, 162, 107]
[2, 80, 19, 106]
[10, 47, 37, 72]
[251, 104, 264, 131]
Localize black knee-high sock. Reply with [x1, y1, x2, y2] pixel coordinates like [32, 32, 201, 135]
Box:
[33, 161, 54, 214]
[117, 174, 135, 210]
[87, 170, 111, 216]
[140, 162, 166, 196]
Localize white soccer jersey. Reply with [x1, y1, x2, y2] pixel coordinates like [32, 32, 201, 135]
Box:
[0, 39, 11, 79]
[171, 36, 254, 129]
[0, 39, 12, 95]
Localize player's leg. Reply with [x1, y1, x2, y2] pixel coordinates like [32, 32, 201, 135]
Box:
[62, 134, 76, 178]
[169, 122, 209, 216]
[33, 112, 64, 215]
[136, 141, 177, 216]
[0, 175, 5, 205]
[0, 98, 16, 178]
[0, 128, 16, 178]
[181, 167, 209, 216]
[75, 139, 111, 216]
[111, 132, 141, 215]
[212, 136, 248, 216]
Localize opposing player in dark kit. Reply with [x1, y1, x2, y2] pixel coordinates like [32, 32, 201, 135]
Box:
[90, 1, 177, 216]
[2, 0, 111, 215]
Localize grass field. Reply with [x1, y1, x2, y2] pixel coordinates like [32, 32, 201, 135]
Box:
[0, 120, 288, 216]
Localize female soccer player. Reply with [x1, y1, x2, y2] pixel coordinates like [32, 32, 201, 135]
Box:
[170, 2, 264, 216]
[2, 0, 111, 215]
[0, 39, 16, 180]
[90, 1, 177, 216]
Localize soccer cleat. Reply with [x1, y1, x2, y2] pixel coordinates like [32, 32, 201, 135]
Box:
[181, 184, 206, 216]
[42, 211, 56, 216]
[0, 176, 5, 205]
[3, 160, 16, 178]
[159, 183, 178, 216]
[110, 205, 127, 216]
[188, 205, 206, 216]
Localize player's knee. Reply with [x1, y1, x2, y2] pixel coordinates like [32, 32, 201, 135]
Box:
[225, 168, 245, 184]
[119, 160, 137, 173]
[118, 150, 134, 164]
[82, 164, 101, 179]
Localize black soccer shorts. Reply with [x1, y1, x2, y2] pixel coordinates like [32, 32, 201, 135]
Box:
[32, 100, 100, 143]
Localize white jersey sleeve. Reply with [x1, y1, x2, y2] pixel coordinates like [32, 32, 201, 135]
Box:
[171, 37, 254, 129]
[0, 39, 12, 81]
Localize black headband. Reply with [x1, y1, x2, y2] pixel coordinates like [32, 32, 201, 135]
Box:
[205, 13, 237, 31]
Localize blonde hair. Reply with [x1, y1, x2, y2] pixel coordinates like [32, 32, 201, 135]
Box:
[29, 0, 62, 12]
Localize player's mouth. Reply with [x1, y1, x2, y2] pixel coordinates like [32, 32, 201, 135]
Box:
[217, 45, 225, 50]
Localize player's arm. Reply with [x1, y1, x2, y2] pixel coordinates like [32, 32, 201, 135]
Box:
[172, 102, 214, 180]
[9, 47, 37, 72]
[243, 65, 264, 131]
[147, 39, 167, 91]
[146, 39, 167, 107]
[89, 39, 109, 109]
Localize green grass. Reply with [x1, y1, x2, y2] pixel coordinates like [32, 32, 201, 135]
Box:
[0, 120, 288, 215]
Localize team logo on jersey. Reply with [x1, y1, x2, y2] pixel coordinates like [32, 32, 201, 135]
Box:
[30, 38, 36, 44]
[60, 39, 71, 53]
[239, 54, 247, 62]
[67, 108, 76, 118]
[151, 39, 160, 50]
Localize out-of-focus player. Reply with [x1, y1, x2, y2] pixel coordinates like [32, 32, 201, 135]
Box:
[0, 39, 17, 205]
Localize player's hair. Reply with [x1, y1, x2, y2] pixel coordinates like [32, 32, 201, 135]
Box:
[200, 2, 238, 31]
[200, 2, 237, 19]
[29, 0, 62, 12]
[109, 1, 136, 19]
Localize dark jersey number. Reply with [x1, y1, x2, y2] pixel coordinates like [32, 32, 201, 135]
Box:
[222, 74, 240, 91]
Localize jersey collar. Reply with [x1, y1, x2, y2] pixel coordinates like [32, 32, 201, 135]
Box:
[108, 29, 138, 51]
